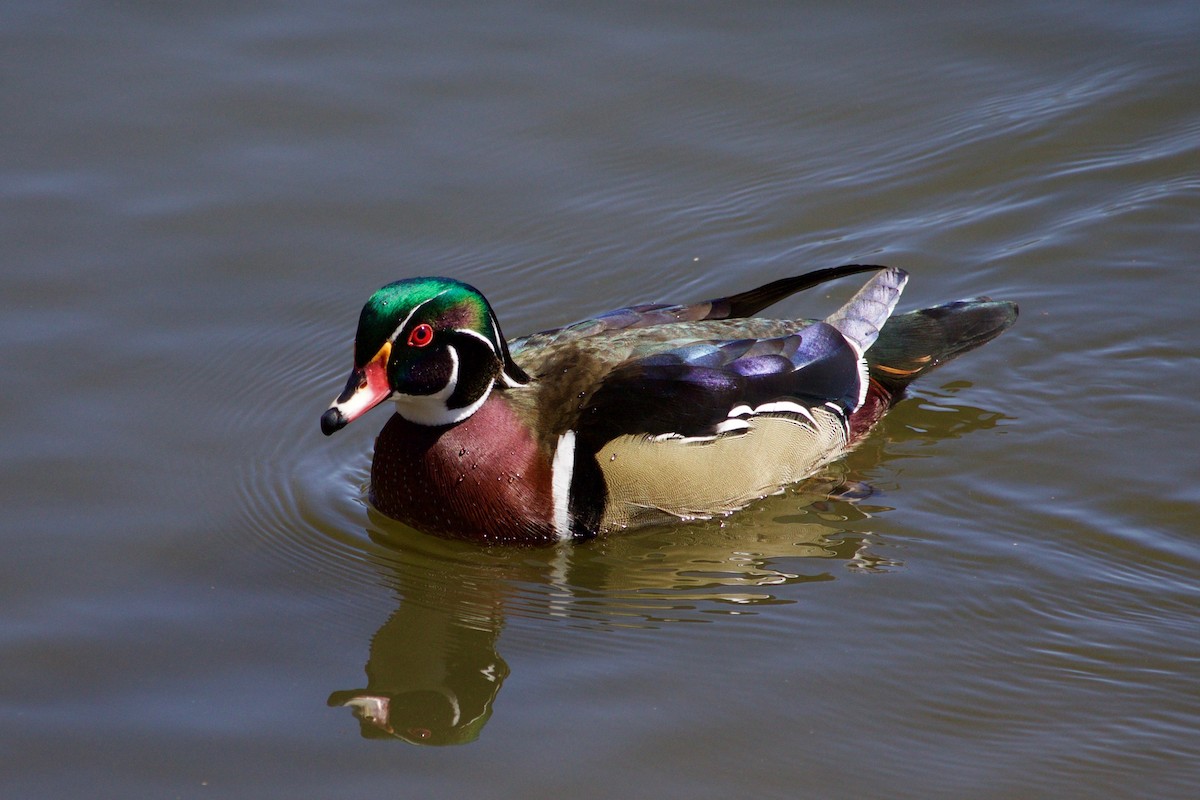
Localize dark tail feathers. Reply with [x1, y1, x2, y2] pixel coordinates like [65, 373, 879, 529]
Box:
[867, 298, 1018, 394]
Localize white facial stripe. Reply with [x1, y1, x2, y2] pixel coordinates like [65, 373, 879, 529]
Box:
[486, 313, 523, 387]
[391, 345, 495, 426]
[388, 290, 449, 343]
[456, 324, 528, 388]
[489, 312, 516, 373]
[455, 326, 498, 355]
[489, 314, 504, 353]
[500, 369, 527, 388]
[551, 430, 576, 541]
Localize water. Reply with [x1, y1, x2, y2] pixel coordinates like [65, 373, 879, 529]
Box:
[2, 1, 1198, 797]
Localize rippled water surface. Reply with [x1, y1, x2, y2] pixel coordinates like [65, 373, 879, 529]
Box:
[3, 1, 1199, 797]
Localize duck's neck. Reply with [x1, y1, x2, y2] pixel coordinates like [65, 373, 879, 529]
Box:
[847, 377, 898, 442]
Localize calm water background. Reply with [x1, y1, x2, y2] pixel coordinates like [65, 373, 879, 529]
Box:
[3, 1, 1198, 797]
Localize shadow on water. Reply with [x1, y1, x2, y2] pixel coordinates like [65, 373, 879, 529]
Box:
[321, 385, 1012, 745]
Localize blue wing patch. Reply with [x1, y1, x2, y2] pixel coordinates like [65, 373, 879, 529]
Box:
[575, 321, 862, 450]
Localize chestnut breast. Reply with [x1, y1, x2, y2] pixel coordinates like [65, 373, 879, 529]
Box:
[369, 393, 558, 543]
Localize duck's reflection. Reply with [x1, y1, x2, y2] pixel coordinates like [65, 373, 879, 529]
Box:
[327, 392, 1011, 744]
[327, 471, 881, 744]
[326, 590, 508, 745]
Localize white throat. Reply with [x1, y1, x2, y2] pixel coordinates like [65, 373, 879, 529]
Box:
[391, 345, 494, 427]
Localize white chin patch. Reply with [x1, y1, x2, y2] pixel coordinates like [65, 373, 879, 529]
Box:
[392, 346, 493, 427]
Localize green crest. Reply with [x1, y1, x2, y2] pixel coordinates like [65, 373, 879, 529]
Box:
[354, 277, 492, 367]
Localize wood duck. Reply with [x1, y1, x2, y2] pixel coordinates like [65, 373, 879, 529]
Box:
[321, 265, 1017, 544]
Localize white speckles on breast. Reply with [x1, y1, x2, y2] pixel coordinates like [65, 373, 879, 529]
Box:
[369, 395, 558, 542]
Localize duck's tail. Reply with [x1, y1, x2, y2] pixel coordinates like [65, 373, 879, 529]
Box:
[825, 267, 909, 357]
[867, 298, 1019, 395]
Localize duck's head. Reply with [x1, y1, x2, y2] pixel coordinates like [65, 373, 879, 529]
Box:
[320, 277, 529, 435]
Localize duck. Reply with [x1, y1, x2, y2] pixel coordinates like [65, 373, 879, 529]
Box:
[320, 265, 1017, 543]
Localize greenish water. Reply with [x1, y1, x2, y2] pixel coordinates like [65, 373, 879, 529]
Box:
[2, 1, 1198, 797]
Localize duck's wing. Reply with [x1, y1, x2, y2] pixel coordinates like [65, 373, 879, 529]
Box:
[574, 267, 908, 447]
[548, 323, 861, 534]
[509, 264, 886, 356]
[554, 268, 908, 534]
[574, 323, 861, 451]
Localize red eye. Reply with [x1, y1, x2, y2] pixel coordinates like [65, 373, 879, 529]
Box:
[407, 323, 434, 347]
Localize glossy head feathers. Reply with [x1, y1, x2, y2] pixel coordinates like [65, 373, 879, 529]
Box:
[321, 277, 528, 434]
[353, 278, 486, 366]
